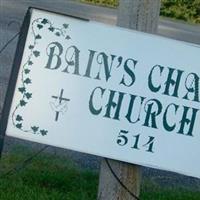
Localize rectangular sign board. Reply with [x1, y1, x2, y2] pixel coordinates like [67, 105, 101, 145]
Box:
[1, 8, 200, 178]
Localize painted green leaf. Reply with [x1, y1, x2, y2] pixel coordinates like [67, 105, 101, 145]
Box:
[35, 34, 42, 39]
[63, 23, 69, 29]
[25, 92, 32, 99]
[18, 87, 26, 93]
[33, 50, 40, 57]
[16, 115, 23, 122]
[16, 123, 22, 129]
[31, 126, 39, 133]
[55, 32, 61, 36]
[20, 100, 27, 106]
[28, 60, 33, 65]
[24, 78, 31, 84]
[48, 27, 55, 32]
[41, 18, 48, 24]
[40, 129, 48, 136]
[29, 45, 34, 50]
[37, 24, 43, 29]
[65, 35, 71, 40]
[24, 69, 30, 74]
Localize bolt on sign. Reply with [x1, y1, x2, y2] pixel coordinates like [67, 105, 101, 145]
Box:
[0, 8, 200, 178]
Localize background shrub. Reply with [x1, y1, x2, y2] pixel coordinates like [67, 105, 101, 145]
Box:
[81, 0, 200, 24]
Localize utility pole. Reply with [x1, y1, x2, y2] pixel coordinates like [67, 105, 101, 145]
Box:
[97, 0, 161, 199]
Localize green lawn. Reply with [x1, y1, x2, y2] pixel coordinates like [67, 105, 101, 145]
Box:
[141, 180, 200, 200]
[0, 147, 98, 200]
[0, 146, 199, 200]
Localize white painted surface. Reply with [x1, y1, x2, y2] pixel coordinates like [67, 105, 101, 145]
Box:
[6, 9, 200, 178]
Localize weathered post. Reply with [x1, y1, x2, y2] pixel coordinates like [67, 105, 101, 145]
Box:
[97, 0, 161, 199]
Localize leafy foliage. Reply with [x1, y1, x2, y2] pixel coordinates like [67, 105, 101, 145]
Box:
[24, 78, 31, 84]
[161, 0, 200, 24]
[28, 60, 33, 65]
[28, 45, 34, 50]
[13, 17, 71, 136]
[31, 126, 39, 133]
[25, 92, 32, 99]
[18, 87, 26, 94]
[16, 123, 22, 129]
[81, 0, 200, 24]
[35, 34, 42, 39]
[55, 32, 61, 36]
[41, 18, 48, 24]
[63, 23, 69, 29]
[24, 69, 30, 74]
[37, 24, 43, 29]
[40, 130, 48, 136]
[33, 50, 40, 57]
[66, 35, 71, 40]
[48, 26, 55, 32]
[81, 0, 118, 7]
[20, 100, 27, 107]
[16, 115, 23, 122]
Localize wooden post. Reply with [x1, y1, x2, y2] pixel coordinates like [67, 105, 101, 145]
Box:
[117, 0, 161, 34]
[97, 1, 161, 199]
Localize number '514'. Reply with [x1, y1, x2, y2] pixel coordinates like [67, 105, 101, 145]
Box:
[117, 129, 155, 153]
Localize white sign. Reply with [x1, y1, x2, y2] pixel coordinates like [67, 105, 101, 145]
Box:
[2, 8, 200, 178]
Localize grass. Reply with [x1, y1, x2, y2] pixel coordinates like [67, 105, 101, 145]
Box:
[0, 146, 200, 200]
[81, 0, 118, 8]
[141, 180, 200, 200]
[0, 146, 98, 200]
[80, 0, 200, 24]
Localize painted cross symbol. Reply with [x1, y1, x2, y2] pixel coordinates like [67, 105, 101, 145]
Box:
[51, 89, 70, 121]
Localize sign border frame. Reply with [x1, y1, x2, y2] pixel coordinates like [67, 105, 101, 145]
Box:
[0, 7, 89, 156]
[0, 8, 32, 156]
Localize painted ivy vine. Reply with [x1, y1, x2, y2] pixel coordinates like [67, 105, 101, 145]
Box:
[12, 17, 71, 136]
